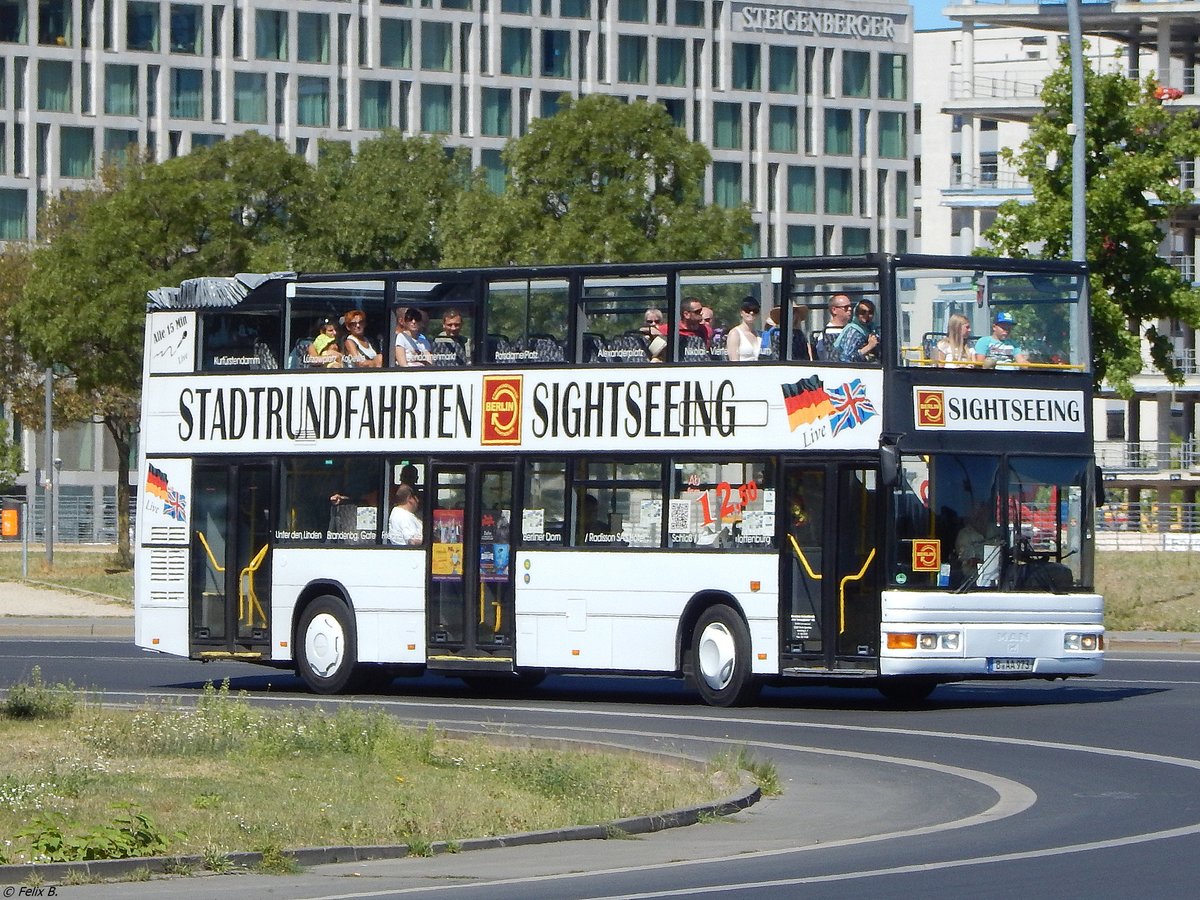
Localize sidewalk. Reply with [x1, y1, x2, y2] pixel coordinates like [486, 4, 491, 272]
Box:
[1, 580, 1198, 650]
[0, 580, 133, 638]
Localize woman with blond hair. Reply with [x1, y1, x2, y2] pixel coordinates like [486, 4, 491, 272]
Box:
[934, 313, 973, 367]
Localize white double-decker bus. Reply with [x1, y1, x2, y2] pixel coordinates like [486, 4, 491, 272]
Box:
[135, 255, 1103, 704]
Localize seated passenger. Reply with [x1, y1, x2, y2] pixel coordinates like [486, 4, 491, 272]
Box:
[974, 311, 1028, 367]
[724, 297, 762, 362]
[832, 299, 880, 363]
[387, 484, 424, 546]
[431, 308, 471, 365]
[813, 294, 853, 360]
[342, 310, 383, 368]
[306, 319, 343, 368]
[394, 307, 434, 367]
[934, 313, 973, 367]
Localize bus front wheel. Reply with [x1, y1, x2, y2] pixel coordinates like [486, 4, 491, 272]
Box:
[689, 606, 758, 707]
[297, 596, 358, 694]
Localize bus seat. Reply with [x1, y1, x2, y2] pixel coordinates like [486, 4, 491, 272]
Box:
[528, 335, 565, 362]
[709, 332, 728, 360]
[581, 332, 604, 362]
[922, 332, 946, 364]
[485, 333, 509, 362]
[287, 339, 314, 369]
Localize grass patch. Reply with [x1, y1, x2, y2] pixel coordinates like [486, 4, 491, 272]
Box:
[0, 547, 132, 601]
[1095, 551, 1200, 631]
[0, 679, 743, 867]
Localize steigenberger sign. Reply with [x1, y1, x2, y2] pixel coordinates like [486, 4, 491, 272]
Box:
[732, 3, 903, 40]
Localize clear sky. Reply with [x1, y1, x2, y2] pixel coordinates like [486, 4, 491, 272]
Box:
[911, 0, 958, 31]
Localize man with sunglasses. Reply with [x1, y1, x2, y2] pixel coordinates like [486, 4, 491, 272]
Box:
[813, 294, 854, 360]
[678, 297, 713, 356]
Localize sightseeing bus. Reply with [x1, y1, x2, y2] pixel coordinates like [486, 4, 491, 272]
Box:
[135, 254, 1103, 705]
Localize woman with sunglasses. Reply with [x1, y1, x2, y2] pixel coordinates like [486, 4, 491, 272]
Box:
[724, 296, 763, 362]
[831, 299, 880, 363]
[342, 311, 383, 368]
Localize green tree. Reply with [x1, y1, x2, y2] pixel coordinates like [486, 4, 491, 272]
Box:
[442, 95, 752, 266]
[290, 132, 469, 271]
[13, 135, 312, 565]
[983, 47, 1200, 394]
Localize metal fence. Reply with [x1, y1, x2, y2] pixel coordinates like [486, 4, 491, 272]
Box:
[0, 492, 122, 544]
[1096, 501, 1200, 550]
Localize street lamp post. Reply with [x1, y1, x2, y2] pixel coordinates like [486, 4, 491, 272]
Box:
[1066, 0, 1086, 262]
[43, 367, 54, 568]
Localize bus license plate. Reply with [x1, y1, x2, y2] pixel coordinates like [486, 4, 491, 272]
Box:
[989, 657, 1035, 673]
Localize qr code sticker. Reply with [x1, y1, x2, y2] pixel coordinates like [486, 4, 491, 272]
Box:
[668, 499, 692, 534]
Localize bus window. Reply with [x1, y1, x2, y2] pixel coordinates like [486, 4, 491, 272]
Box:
[573, 460, 663, 548]
[386, 459, 426, 545]
[276, 456, 381, 545]
[200, 309, 283, 371]
[486, 278, 568, 364]
[287, 280, 386, 370]
[678, 268, 778, 363]
[579, 274, 668, 365]
[426, 307, 474, 367]
[668, 461, 776, 549]
[522, 460, 566, 546]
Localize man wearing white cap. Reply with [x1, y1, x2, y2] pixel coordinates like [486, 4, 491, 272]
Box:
[974, 311, 1027, 367]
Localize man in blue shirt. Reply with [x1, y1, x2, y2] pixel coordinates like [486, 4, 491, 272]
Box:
[974, 311, 1027, 366]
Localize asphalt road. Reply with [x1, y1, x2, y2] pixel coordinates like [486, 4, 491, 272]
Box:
[1, 641, 1199, 899]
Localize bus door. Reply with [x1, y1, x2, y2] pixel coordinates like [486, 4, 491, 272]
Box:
[426, 462, 517, 669]
[781, 462, 880, 672]
[189, 463, 273, 654]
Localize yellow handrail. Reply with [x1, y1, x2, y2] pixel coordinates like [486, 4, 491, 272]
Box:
[787, 535, 822, 581]
[196, 531, 224, 573]
[239, 543, 269, 629]
[838, 549, 876, 635]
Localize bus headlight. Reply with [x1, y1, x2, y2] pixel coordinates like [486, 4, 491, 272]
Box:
[1064, 633, 1101, 651]
[889, 632, 960, 651]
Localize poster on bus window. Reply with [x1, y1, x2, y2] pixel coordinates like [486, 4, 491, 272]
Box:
[431, 509, 464, 580]
[479, 510, 511, 581]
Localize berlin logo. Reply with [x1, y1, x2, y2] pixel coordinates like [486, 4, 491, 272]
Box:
[915, 389, 945, 427]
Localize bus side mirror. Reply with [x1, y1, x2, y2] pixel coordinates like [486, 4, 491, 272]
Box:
[880, 444, 899, 488]
[1095, 465, 1106, 507]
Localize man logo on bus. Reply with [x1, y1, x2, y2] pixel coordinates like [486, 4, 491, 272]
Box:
[916, 389, 946, 427]
[482, 375, 522, 445]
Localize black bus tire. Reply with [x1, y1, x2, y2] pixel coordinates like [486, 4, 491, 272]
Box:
[689, 605, 758, 707]
[296, 596, 357, 694]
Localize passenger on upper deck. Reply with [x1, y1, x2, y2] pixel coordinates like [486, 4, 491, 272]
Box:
[724, 297, 762, 362]
[306, 319, 343, 368]
[813, 294, 853, 360]
[342, 310, 383, 368]
[394, 307, 434, 367]
[678, 297, 713, 347]
[432, 308, 471, 365]
[832, 299, 879, 363]
[934, 313, 973, 367]
[975, 311, 1028, 367]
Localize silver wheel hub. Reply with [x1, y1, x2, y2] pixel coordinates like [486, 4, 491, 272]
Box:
[697, 621, 736, 691]
[304, 612, 345, 679]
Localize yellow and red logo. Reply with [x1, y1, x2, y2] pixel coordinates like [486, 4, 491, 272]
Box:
[915, 389, 946, 427]
[481, 375, 522, 445]
[912, 539, 941, 573]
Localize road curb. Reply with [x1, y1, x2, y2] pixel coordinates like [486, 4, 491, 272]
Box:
[0, 619, 133, 639]
[0, 784, 761, 884]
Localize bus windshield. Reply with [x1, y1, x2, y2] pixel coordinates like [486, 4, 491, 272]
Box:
[891, 453, 1094, 593]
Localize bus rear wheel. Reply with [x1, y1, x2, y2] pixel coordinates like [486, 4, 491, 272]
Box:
[689, 606, 758, 707]
[297, 596, 357, 694]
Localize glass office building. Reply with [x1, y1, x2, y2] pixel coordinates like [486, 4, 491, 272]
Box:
[0, 0, 912, 254]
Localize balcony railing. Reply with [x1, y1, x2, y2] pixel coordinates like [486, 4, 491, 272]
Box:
[949, 72, 1041, 101]
[1096, 440, 1200, 472]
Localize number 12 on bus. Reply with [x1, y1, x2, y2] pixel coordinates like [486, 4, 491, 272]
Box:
[135, 254, 1103, 705]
